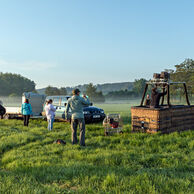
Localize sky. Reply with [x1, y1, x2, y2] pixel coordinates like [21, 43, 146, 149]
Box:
[0, 0, 194, 89]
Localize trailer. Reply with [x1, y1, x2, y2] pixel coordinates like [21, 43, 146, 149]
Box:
[3, 92, 45, 119]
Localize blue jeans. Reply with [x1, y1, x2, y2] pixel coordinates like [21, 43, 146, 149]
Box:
[48, 118, 54, 131]
[71, 118, 85, 146]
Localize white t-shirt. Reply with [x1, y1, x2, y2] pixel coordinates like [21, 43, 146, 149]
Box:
[44, 104, 56, 119]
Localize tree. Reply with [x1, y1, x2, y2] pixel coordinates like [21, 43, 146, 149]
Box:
[45, 86, 60, 96]
[0, 72, 35, 96]
[168, 59, 194, 98]
[45, 86, 68, 96]
[133, 78, 147, 96]
[85, 83, 97, 98]
[59, 87, 67, 95]
[85, 83, 105, 103]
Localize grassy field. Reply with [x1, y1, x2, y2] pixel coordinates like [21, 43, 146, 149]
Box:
[0, 103, 194, 193]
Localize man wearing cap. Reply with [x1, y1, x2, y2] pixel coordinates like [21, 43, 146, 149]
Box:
[65, 88, 91, 146]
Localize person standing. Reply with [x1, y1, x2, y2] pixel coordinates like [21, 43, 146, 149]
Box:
[0, 103, 6, 119]
[44, 99, 56, 131]
[21, 99, 32, 126]
[144, 94, 151, 107]
[150, 87, 167, 108]
[65, 89, 91, 146]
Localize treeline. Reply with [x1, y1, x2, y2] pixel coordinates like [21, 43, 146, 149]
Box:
[0, 72, 35, 96]
[45, 86, 67, 96]
[65, 82, 133, 94]
[82, 80, 146, 102]
[44, 79, 149, 102]
[105, 79, 147, 100]
[45, 83, 105, 102]
[92, 59, 194, 101]
[43, 58, 194, 102]
[2, 58, 192, 101]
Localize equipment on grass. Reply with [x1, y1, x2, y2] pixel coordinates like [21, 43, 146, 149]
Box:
[103, 113, 123, 136]
[53, 139, 66, 145]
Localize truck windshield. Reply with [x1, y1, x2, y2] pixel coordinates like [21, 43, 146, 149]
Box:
[53, 97, 60, 106]
[61, 97, 69, 106]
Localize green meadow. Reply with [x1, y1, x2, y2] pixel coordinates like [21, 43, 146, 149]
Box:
[0, 103, 194, 193]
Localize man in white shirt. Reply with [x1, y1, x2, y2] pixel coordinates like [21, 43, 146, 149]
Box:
[44, 99, 56, 131]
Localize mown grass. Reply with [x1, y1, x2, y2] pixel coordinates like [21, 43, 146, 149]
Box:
[0, 104, 194, 193]
[94, 103, 133, 124]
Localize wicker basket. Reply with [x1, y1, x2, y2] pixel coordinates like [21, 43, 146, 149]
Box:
[131, 105, 194, 133]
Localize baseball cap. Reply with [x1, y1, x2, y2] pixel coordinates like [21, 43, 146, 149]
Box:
[72, 88, 81, 95]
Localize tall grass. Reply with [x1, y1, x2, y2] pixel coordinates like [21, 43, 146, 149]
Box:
[0, 104, 193, 193]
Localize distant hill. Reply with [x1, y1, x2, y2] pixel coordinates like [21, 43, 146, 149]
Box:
[37, 82, 134, 95]
[96, 82, 133, 94]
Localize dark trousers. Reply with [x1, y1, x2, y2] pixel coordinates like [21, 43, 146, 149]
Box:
[23, 115, 30, 126]
[71, 118, 85, 146]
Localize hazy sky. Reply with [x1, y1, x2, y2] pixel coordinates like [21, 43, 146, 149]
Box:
[0, 0, 194, 89]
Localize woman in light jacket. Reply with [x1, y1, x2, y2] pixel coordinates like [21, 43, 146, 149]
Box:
[44, 99, 56, 131]
[21, 99, 32, 126]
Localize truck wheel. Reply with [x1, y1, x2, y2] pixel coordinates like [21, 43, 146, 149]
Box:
[4, 114, 10, 119]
